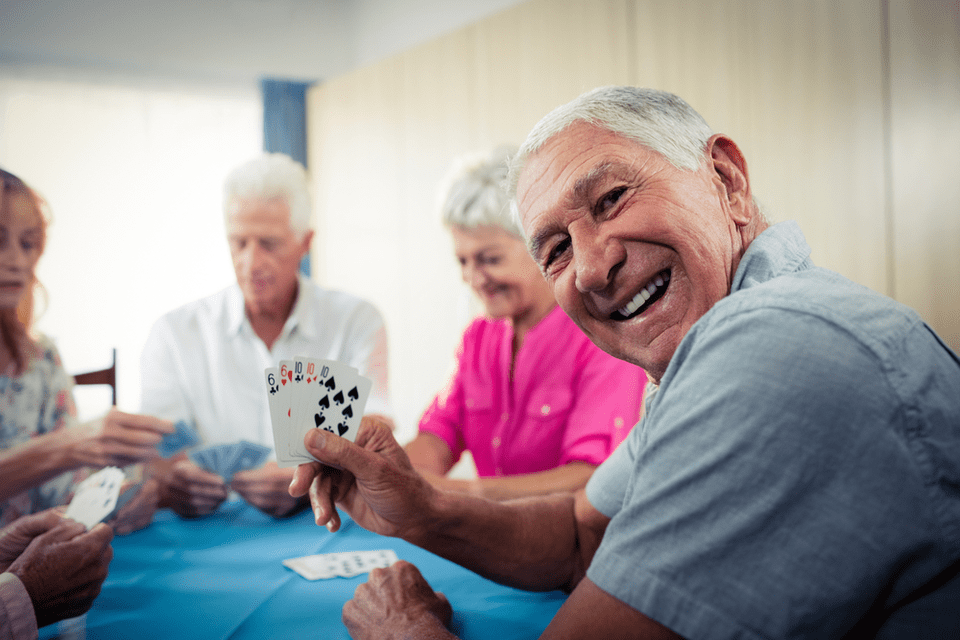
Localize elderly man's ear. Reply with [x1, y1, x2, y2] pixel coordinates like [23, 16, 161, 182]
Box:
[707, 134, 753, 226]
[299, 229, 315, 256]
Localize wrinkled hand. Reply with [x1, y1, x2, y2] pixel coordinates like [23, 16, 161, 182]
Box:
[7, 518, 114, 628]
[288, 416, 435, 538]
[108, 478, 160, 535]
[69, 408, 174, 469]
[159, 459, 228, 518]
[0, 509, 63, 572]
[344, 561, 454, 640]
[231, 462, 308, 519]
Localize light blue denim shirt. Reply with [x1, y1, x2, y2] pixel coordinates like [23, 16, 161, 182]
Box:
[587, 221, 960, 639]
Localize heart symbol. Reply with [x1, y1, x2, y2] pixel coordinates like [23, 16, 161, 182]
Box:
[286, 370, 293, 382]
[314, 414, 325, 427]
[281, 379, 287, 385]
[348, 386, 359, 401]
[342, 405, 353, 418]
[338, 423, 349, 436]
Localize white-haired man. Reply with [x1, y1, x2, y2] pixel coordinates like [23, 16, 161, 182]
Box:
[289, 88, 960, 638]
[141, 153, 391, 519]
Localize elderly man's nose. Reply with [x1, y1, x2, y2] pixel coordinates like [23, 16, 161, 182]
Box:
[573, 233, 622, 293]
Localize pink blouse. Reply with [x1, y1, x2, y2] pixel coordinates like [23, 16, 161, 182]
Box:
[418, 306, 647, 477]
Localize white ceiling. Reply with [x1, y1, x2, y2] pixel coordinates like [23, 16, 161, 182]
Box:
[0, 0, 524, 85]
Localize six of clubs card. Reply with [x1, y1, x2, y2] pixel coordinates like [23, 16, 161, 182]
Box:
[265, 357, 371, 467]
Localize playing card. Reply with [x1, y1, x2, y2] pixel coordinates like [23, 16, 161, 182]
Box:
[157, 420, 200, 457]
[64, 467, 126, 530]
[282, 549, 398, 580]
[275, 360, 297, 463]
[289, 358, 357, 460]
[229, 441, 271, 478]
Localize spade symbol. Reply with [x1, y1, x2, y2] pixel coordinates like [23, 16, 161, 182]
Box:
[325, 376, 336, 391]
[318, 395, 330, 409]
[338, 422, 349, 436]
[348, 386, 359, 401]
[323, 425, 334, 433]
[314, 414, 325, 427]
[342, 405, 353, 419]
[334, 391, 345, 405]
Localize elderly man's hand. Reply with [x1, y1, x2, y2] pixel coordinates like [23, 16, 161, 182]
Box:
[107, 478, 161, 535]
[159, 459, 229, 518]
[231, 462, 308, 518]
[344, 561, 455, 640]
[0, 509, 63, 572]
[288, 416, 435, 539]
[68, 409, 174, 469]
[7, 518, 114, 628]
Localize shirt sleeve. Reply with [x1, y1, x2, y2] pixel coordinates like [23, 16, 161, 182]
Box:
[586, 304, 946, 639]
[558, 339, 646, 467]
[0, 572, 38, 640]
[139, 316, 193, 422]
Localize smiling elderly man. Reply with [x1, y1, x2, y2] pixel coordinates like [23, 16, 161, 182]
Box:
[289, 87, 960, 639]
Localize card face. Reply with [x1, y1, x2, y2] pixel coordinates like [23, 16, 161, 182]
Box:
[266, 358, 373, 467]
[282, 549, 398, 581]
[157, 420, 200, 457]
[64, 467, 126, 530]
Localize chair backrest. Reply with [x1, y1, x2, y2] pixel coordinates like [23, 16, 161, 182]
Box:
[72, 348, 117, 406]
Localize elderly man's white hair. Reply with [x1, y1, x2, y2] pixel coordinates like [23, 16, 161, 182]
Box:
[223, 153, 311, 238]
[507, 87, 715, 234]
[439, 145, 520, 238]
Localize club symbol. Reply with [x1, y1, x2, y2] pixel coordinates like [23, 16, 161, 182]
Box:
[294, 373, 303, 382]
[270, 385, 278, 395]
[325, 376, 336, 391]
[318, 395, 330, 409]
[334, 391, 345, 405]
[348, 386, 359, 401]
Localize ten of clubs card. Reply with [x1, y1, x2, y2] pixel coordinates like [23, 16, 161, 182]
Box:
[264, 357, 371, 467]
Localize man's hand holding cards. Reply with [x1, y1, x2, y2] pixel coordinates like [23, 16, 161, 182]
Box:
[265, 357, 372, 467]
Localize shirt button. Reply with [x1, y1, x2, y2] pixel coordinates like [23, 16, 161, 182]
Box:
[492, 437, 501, 448]
[614, 417, 624, 428]
[540, 404, 551, 415]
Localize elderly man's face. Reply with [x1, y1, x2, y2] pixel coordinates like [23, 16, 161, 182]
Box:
[226, 197, 311, 313]
[516, 122, 748, 381]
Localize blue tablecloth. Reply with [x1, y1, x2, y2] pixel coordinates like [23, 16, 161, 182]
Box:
[43, 501, 566, 639]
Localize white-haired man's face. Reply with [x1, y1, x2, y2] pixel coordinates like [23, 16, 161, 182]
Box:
[515, 122, 754, 382]
[226, 197, 312, 315]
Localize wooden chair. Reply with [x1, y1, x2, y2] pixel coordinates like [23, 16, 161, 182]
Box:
[72, 348, 117, 406]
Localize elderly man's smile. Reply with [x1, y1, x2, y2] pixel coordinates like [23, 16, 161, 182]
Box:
[611, 270, 671, 321]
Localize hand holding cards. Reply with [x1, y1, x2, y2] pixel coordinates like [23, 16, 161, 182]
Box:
[64, 467, 131, 530]
[265, 357, 372, 467]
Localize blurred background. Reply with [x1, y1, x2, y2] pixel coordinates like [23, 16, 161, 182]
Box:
[1, 0, 957, 449]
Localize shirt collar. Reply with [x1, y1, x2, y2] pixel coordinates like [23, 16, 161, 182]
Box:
[730, 221, 813, 295]
[225, 274, 318, 340]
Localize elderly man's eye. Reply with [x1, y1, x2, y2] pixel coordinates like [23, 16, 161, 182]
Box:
[598, 187, 628, 213]
[543, 237, 571, 270]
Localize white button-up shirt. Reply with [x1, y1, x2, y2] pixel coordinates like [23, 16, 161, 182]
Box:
[140, 276, 391, 450]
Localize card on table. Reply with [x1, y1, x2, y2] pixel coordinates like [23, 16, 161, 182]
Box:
[282, 549, 399, 580]
[64, 466, 126, 530]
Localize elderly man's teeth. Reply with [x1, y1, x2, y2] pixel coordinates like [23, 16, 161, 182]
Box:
[617, 274, 669, 317]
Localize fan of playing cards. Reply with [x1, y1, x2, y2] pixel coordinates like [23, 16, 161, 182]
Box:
[265, 357, 372, 467]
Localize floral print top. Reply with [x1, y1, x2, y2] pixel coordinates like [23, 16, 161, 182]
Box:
[0, 335, 78, 527]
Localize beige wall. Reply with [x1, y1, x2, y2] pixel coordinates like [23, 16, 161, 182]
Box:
[307, 0, 960, 440]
